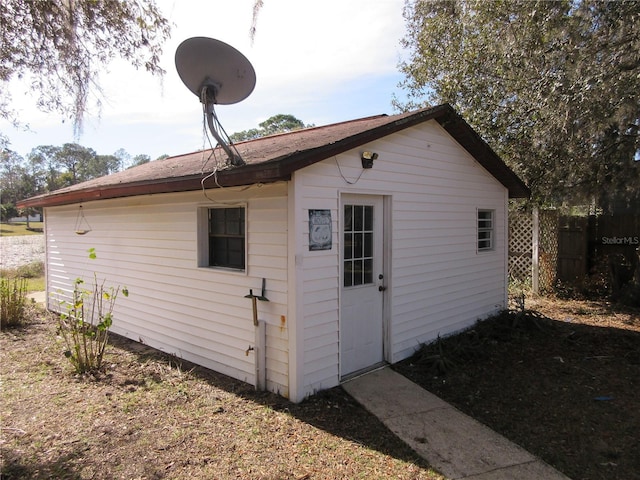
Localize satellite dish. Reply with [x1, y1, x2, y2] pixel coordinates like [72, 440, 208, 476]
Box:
[175, 37, 256, 166]
[175, 37, 256, 104]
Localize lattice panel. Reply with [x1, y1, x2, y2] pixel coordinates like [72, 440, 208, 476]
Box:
[508, 212, 533, 282]
[538, 210, 558, 292]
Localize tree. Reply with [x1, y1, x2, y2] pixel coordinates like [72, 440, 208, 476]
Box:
[230, 114, 313, 142]
[2, 142, 157, 213]
[27, 145, 62, 192]
[1, 0, 171, 135]
[0, 149, 36, 221]
[398, 0, 640, 210]
[0, 203, 18, 222]
[0, 149, 26, 208]
[131, 154, 151, 168]
[85, 154, 121, 179]
[113, 148, 132, 169]
[55, 143, 96, 185]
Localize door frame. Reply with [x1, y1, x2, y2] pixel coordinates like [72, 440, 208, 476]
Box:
[338, 192, 391, 379]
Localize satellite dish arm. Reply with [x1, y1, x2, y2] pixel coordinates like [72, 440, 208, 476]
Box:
[204, 102, 245, 167]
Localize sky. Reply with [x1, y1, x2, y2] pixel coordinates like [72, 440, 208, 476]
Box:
[1, 0, 410, 162]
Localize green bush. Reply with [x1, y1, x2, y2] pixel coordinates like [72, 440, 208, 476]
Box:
[57, 248, 129, 374]
[57, 274, 128, 374]
[1, 276, 28, 330]
[0, 262, 44, 281]
[15, 261, 45, 279]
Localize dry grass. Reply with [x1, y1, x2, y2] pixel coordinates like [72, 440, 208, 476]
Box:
[1, 310, 442, 480]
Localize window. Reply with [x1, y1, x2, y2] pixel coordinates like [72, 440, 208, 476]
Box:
[343, 204, 374, 287]
[477, 209, 494, 252]
[207, 207, 245, 269]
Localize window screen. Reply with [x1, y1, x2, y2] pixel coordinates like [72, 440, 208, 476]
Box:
[208, 207, 245, 269]
[477, 209, 494, 251]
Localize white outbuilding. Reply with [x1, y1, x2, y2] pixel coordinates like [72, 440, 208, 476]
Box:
[19, 105, 529, 402]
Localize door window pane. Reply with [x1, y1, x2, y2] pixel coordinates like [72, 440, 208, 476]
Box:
[344, 233, 353, 260]
[344, 204, 374, 287]
[354, 232, 363, 258]
[364, 232, 372, 258]
[344, 261, 353, 287]
[344, 205, 353, 232]
[364, 259, 373, 284]
[364, 205, 373, 230]
[354, 206, 363, 231]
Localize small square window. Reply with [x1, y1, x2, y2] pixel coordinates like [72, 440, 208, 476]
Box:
[206, 207, 245, 269]
[477, 209, 494, 252]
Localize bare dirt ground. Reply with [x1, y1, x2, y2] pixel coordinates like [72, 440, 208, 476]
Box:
[1, 307, 440, 480]
[2, 297, 638, 480]
[395, 296, 640, 480]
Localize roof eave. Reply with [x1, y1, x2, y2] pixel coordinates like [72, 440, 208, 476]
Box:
[17, 167, 292, 208]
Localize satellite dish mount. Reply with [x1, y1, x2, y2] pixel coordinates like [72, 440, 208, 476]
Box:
[200, 83, 243, 166]
[175, 37, 256, 167]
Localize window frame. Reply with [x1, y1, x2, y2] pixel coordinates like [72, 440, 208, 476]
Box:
[198, 206, 247, 271]
[343, 203, 375, 288]
[477, 209, 494, 252]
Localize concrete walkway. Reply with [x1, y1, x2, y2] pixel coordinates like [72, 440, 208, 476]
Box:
[27, 291, 47, 305]
[342, 367, 571, 480]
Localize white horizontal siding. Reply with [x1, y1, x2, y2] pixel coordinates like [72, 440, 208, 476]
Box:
[44, 184, 290, 398]
[293, 190, 341, 395]
[293, 120, 509, 399]
[385, 125, 508, 361]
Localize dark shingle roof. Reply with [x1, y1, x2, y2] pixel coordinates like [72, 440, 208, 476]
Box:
[18, 104, 529, 208]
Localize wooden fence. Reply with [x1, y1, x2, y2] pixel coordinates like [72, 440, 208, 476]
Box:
[509, 210, 640, 293]
[589, 215, 640, 292]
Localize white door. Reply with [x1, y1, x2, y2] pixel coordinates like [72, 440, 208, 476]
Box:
[340, 194, 385, 377]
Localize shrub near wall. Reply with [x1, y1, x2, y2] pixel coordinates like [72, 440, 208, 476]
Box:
[1, 276, 28, 329]
[57, 249, 129, 374]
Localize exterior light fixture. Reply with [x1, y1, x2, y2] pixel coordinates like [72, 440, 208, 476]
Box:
[361, 151, 378, 169]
